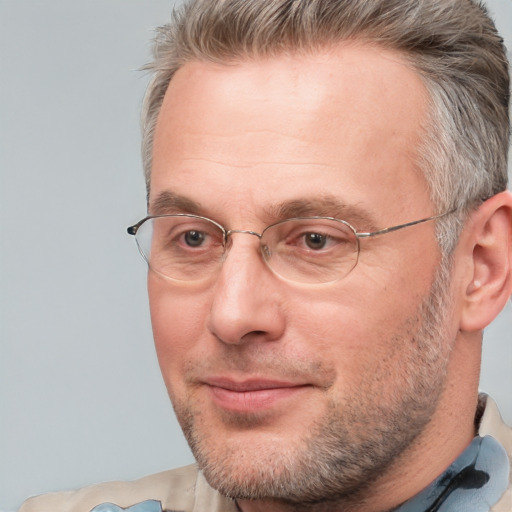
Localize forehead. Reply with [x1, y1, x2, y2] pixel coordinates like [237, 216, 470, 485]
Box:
[151, 44, 432, 223]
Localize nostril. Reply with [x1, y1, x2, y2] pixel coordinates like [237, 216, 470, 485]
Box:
[231, 330, 270, 345]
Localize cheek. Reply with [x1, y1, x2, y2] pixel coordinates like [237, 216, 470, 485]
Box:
[286, 272, 429, 377]
[148, 276, 210, 379]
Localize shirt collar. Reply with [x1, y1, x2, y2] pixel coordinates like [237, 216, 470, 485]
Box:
[393, 435, 509, 512]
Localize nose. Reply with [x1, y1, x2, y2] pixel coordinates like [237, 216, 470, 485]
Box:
[207, 233, 286, 345]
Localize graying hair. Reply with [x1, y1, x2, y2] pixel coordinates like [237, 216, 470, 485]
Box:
[141, 0, 510, 253]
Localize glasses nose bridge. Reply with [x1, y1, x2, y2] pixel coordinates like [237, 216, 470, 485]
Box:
[223, 229, 267, 260]
[225, 228, 263, 241]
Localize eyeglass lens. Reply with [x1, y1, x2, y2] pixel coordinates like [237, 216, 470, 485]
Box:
[134, 216, 359, 283]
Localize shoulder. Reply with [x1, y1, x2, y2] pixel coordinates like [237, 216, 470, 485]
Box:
[479, 395, 512, 512]
[18, 465, 237, 512]
[479, 395, 512, 455]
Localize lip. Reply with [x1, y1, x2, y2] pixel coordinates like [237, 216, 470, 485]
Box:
[203, 377, 311, 412]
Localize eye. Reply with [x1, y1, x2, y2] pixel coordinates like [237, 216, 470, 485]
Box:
[153, 217, 223, 254]
[294, 228, 344, 252]
[270, 219, 354, 255]
[184, 230, 206, 247]
[304, 232, 328, 250]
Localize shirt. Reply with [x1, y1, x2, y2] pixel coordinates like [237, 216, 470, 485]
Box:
[18, 395, 512, 512]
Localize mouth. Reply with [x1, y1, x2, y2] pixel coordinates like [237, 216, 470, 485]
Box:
[203, 377, 312, 412]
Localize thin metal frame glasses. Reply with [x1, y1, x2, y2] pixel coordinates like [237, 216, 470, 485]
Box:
[127, 211, 453, 284]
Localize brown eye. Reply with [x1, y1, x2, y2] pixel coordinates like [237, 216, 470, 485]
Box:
[304, 233, 328, 250]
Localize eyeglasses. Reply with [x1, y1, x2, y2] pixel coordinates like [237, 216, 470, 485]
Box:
[127, 211, 453, 284]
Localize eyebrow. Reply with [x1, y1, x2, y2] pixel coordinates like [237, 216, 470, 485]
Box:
[268, 197, 379, 231]
[150, 190, 378, 231]
[150, 191, 204, 216]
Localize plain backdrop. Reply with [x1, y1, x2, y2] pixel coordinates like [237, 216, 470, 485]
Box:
[1, 1, 511, 511]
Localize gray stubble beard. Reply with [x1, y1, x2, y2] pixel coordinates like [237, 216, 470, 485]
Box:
[171, 257, 455, 510]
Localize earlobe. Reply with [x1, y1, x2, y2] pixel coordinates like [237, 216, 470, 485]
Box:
[460, 191, 512, 332]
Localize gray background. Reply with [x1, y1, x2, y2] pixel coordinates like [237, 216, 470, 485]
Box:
[0, 1, 510, 511]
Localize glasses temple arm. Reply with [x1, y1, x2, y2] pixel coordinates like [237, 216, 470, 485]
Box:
[357, 210, 456, 239]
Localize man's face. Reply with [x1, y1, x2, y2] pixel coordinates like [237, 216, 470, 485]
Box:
[148, 45, 458, 504]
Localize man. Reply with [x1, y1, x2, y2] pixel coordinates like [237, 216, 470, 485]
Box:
[20, 0, 511, 511]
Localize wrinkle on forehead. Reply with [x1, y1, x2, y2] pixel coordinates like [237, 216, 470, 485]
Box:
[154, 44, 428, 157]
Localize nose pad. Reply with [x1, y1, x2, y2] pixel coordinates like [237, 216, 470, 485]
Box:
[222, 234, 234, 256]
[223, 230, 263, 255]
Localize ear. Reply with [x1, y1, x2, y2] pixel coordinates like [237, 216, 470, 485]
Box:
[459, 190, 512, 332]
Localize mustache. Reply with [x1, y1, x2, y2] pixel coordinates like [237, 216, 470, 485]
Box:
[182, 349, 337, 389]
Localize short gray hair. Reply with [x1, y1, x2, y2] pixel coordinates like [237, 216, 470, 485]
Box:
[141, 0, 510, 253]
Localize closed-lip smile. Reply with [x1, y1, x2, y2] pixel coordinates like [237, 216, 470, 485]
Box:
[203, 377, 311, 412]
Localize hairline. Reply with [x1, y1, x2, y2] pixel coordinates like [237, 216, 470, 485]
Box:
[142, 39, 438, 192]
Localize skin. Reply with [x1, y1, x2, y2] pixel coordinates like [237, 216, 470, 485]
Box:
[147, 44, 511, 511]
